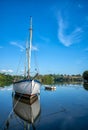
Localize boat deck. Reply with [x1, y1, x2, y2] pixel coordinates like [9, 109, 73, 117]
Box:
[44, 85, 56, 91]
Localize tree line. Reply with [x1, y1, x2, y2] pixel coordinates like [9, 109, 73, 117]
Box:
[0, 70, 88, 87]
[37, 74, 83, 84]
[0, 72, 84, 87]
[82, 70, 88, 83]
[0, 73, 13, 86]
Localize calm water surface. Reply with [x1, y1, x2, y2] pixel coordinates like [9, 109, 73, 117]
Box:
[0, 83, 88, 130]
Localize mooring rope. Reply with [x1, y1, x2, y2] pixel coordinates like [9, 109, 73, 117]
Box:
[1, 74, 39, 130]
[2, 82, 31, 130]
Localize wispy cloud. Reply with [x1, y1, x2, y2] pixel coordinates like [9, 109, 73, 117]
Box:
[32, 46, 38, 51]
[10, 41, 38, 51]
[0, 46, 3, 48]
[78, 4, 83, 9]
[76, 59, 83, 65]
[10, 41, 25, 51]
[84, 47, 88, 51]
[40, 36, 50, 43]
[57, 14, 83, 47]
[86, 16, 88, 21]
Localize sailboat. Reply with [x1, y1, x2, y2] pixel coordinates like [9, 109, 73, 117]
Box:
[13, 17, 41, 98]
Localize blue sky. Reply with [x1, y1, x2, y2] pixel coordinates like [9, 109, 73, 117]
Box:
[0, 0, 88, 75]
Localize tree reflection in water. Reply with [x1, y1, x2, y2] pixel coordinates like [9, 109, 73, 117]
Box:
[83, 83, 88, 91]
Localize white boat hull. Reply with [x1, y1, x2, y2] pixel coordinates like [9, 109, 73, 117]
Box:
[13, 79, 41, 97]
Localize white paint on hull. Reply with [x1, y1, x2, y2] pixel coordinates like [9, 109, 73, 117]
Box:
[13, 80, 41, 96]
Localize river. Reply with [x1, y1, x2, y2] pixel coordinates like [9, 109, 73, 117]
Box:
[0, 83, 88, 130]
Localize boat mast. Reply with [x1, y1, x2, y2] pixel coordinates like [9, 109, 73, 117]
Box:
[28, 16, 32, 78]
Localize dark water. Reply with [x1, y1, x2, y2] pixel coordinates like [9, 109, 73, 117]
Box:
[0, 83, 88, 130]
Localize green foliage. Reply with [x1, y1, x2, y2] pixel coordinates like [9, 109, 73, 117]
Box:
[41, 74, 54, 84]
[37, 74, 82, 84]
[0, 73, 13, 87]
[0, 72, 83, 87]
[83, 83, 88, 90]
[82, 70, 88, 81]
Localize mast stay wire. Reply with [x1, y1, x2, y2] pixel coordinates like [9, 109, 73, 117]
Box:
[2, 74, 38, 130]
[14, 52, 24, 79]
[33, 50, 40, 74]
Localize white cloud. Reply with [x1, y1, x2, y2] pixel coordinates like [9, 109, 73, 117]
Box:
[57, 14, 83, 47]
[0, 69, 13, 73]
[32, 45, 38, 51]
[10, 41, 25, 51]
[8, 69, 13, 73]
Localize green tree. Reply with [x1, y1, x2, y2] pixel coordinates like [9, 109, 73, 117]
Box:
[83, 83, 88, 90]
[0, 73, 14, 87]
[83, 70, 88, 81]
[41, 74, 54, 84]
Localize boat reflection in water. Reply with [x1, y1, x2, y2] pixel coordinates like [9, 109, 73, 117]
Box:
[13, 94, 41, 129]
